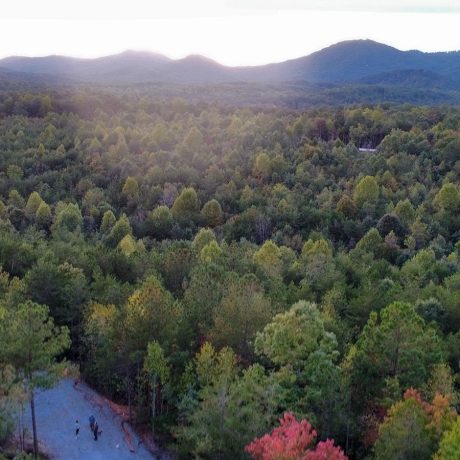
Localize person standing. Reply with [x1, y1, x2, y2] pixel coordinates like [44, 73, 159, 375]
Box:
[89, 415, 95, 431]
[75, 420, 80, 439]
[93, 421, 99, 441]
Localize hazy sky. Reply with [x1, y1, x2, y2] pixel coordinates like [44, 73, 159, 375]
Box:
[1, 0, 459, 65]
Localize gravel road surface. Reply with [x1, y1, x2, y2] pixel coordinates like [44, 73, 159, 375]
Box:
[23, 379, 157, 460]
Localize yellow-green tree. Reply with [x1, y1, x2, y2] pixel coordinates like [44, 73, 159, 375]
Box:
[172, 187, 199, 220]
[25, 192, 43, 218]
[143, 341, 170, 435]
[435, 416, 460, 460]
[354, 175, 379, 207]
[121, 176, 140, 203]
[201, 199, 224, 227]
[434, 183, 460, 213]
[253, 240, 282, 279]
[0, 301, 70, 458]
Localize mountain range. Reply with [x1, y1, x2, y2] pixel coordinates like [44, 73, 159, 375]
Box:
[1, 39, 460, 92]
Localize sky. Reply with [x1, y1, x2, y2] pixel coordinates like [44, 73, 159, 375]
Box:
[0, 0, 459, 66]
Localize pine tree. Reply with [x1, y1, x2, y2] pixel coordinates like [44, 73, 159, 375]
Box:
[0, 301, 70, 458]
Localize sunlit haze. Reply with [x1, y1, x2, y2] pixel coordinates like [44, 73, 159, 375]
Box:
[1, 0, 460, 65]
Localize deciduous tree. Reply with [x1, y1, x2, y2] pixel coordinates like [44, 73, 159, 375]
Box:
[245, 412, 347, 460]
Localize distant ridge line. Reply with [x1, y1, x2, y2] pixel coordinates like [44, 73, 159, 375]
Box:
[1, 39, 460, 86]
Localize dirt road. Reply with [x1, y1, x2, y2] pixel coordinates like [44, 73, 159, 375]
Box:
[23, 379, 158, 460]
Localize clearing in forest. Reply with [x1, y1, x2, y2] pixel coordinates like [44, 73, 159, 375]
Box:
[21, 379, 158, 460]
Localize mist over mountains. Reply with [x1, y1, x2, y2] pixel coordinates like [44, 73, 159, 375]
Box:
[1, 39, 460, 87]
[2, 40, 460, 107]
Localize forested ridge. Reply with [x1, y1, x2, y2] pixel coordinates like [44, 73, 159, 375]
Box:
[0, 89, 460, 459]
[3, 40, 460, 86]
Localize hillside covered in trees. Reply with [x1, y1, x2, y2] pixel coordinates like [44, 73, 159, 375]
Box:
[4, 40, 460, 107]
[0, 88, 459, 459]
[3, 40, 460, 86]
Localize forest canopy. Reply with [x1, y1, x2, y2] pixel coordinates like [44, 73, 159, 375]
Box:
[0, 86, 459, 459]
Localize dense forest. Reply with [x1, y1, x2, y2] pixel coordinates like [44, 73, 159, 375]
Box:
[0, 88, 459, 459]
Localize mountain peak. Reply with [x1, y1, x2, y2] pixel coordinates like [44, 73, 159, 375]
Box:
[1, 40, 460, 85]
[175, 54, 222, 66]
[116, 49, 171, 60]
[310, 39, 403, 59]
[326, 39, 398, 49]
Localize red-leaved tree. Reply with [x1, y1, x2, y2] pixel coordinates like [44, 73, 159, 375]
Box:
[245, 412, 347, 460]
